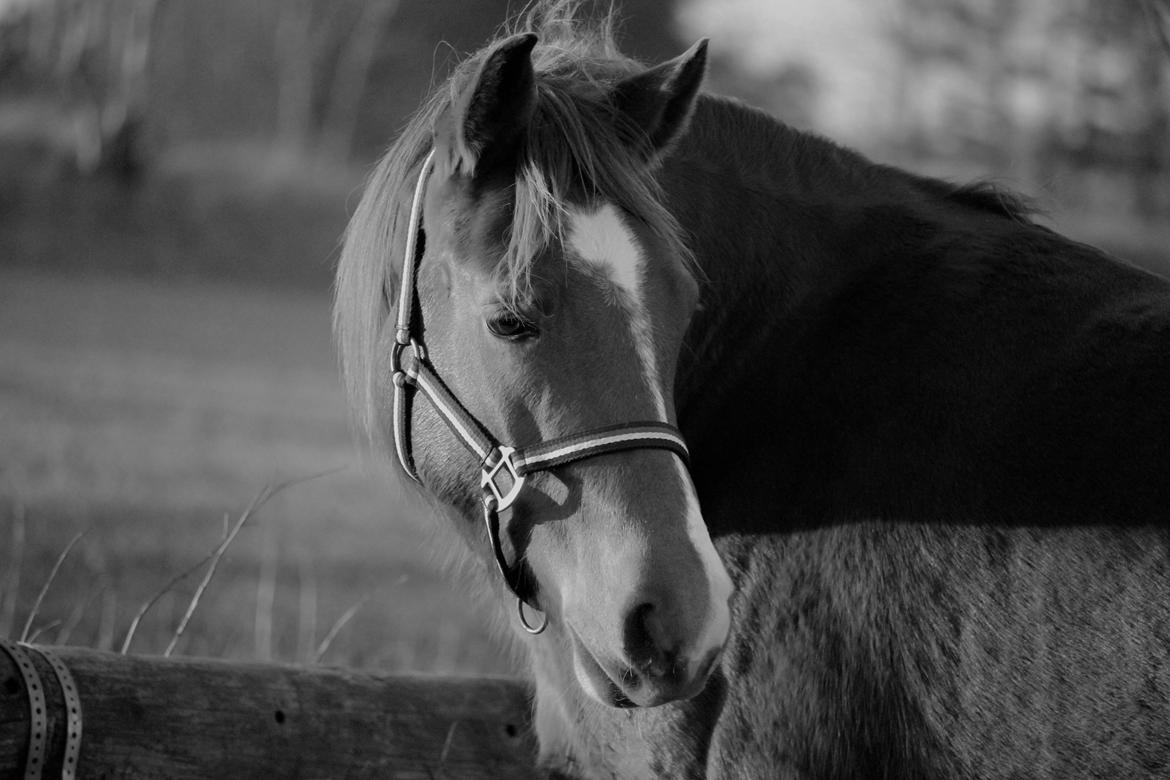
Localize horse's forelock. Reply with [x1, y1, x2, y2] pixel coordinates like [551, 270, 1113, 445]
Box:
[335, 0, 694, 445]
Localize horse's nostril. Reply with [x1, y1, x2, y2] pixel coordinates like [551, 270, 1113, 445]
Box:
[623, 601, 677, 678]
[623, 602, 653, 661]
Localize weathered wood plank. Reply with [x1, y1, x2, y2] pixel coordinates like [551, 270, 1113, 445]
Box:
[0, 645, 541, 779]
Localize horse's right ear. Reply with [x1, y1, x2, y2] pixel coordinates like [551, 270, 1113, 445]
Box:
[434, 33, 538, 179]
[609, 39, 708, 164]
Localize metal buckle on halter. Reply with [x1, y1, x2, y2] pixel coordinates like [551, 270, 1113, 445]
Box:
[390, 336, 427, 386]
[480, 445, 525, 512]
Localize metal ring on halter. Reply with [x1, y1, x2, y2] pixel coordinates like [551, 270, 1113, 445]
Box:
[517, 596, 548, 634]
[390, 336, 426, 381]
[483, 492, 548, 634]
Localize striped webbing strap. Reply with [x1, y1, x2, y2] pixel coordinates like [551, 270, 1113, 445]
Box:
[512, 421, 688, 475]
[394, 351, 690, 505]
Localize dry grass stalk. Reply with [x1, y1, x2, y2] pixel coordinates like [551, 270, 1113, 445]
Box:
[120, 546, 226, 654]
[165, 471, 335, 658]
[314, 592, 373, 663]
[25, 619, 61, 644]
[254, 519, 279, 660]
[19, 527, 87, 643]
[56, 583, 104, 645]
[97, 588, 117, 651]
[437, 720, 460, 777]
[164, 490, 268, 657]
[296, 555, 318, 663]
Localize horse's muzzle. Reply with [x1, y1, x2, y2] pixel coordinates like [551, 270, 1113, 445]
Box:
[570, 598, 726, 708]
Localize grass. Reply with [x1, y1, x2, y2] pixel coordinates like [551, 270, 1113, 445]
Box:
[0, 266, 513, 675]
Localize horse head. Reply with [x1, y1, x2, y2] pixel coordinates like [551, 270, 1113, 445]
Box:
[339, 32, 732, 709]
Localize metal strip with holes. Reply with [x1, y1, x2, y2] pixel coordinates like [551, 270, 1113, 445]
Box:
[25, 644, 83, 780]
[0, 638, 47, 780]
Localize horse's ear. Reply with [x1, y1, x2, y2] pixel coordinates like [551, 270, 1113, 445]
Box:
[609, 39, 708, 163]
[435, 33, 538, 178]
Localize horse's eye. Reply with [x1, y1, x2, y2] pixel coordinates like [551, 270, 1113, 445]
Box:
[487, 312, 538, 341]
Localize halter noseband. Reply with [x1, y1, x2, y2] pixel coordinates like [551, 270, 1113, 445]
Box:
[390, 149, 691, 634]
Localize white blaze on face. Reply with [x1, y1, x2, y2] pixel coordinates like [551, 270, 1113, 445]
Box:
[566, 203, 734, 667]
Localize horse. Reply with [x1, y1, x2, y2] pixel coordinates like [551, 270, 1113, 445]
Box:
[334, 4, 1170, 778]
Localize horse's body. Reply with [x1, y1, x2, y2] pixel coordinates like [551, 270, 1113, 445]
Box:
[586, 98, 1170, 779]
[335, 6, 1170, 778]
[531, 96, 1170, 780]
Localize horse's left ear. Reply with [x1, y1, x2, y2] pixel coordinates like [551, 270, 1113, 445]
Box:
[435, 32, 539, 178]
[609, 39, 708, 163]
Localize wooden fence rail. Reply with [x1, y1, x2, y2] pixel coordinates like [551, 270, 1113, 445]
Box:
[0, 641, 541, 779]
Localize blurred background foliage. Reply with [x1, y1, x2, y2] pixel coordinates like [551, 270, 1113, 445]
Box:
[0, 0, 1166, 671]
[1, 0, 1166, 282]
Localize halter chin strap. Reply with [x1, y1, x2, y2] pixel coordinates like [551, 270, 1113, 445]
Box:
[390, 149, 691, 634]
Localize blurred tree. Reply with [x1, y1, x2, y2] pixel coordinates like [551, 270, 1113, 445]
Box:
[702, 53, 819, 131]
[347, 0, 687, 158]
[0, 0, 162, 180]
[1135, 0, 1170, 218]
[611, 0, 688, 63]
[1143, 0, 1170, 56]
[890, 0, 1169, 219]
[1054, 0, 1168, 217]
[1, 0, 689, 171]
[270, 0, 402, 159]
[273, 0, 315, 150]
[319, 0, 400, 159]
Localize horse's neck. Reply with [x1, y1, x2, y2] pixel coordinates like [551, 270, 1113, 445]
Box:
[659, 97, 957, 534]
[663, 97, 896, 410]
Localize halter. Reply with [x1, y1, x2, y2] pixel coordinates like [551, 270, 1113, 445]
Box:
[390, 149, 691, 634]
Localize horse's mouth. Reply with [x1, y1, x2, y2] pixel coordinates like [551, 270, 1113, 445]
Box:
[568, 628, 639, 708]
[567, 623, 718, 709]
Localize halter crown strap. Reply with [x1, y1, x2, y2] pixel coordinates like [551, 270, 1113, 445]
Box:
[389, 148, 691, 631]
[390, 149, 437, 481]
[395, 150, 435, 346]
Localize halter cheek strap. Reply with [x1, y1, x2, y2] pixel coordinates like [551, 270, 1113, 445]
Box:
[390, 149, 691, 635]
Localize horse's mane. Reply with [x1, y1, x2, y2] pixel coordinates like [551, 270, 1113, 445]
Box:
[913, 177, 1038, 222]
[335, 0, 691, 444]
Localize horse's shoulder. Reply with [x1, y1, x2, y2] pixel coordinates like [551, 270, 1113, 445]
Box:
[705, 530, 964, 779]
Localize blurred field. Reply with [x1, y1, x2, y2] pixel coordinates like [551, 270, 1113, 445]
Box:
[0, 264, 513, 674]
